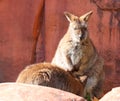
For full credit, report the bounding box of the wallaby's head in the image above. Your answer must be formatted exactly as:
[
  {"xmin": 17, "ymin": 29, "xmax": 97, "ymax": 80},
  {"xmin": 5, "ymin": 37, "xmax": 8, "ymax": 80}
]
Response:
[{"xmin": 64, "ymin": 11, "xmax": 93, "ymax": 42}]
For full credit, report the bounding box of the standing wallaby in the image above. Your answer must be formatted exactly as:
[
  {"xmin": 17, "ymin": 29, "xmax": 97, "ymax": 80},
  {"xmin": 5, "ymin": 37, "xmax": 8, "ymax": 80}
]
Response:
[
  {"xmin": 52, "ymin": 11, "xmax": 105, "ymax": 98},
  {"xmin": 16, "ymin": 62, "xmax": 85, "ymax": 96}
]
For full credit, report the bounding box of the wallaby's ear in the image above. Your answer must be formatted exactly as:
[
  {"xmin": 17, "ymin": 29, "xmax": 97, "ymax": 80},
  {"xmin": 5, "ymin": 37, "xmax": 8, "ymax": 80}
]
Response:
[
  {"xmin": 80, "ymin": 11, "xmax": 93, "ymax": 22},
  {"xmin": 64, "ymin": 11, "xmax": 77, "ymax": 22}
]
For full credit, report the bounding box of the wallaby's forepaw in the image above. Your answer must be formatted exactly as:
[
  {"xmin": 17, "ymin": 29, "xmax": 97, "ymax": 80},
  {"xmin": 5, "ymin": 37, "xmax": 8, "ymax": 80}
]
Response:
[{"xmin": 79, "ymin": 75, "xmax": 88, "ymax": 83}]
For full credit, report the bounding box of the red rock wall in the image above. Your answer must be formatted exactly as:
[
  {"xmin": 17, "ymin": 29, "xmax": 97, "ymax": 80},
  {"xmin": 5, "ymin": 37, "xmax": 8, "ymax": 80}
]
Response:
[
  {"xmin": 0, "ymin": 0, "xmax": 40, "ymax": 81},
  {"xmin": 0, "ymin": 0, "xmax": 120, "ymax": 93}
]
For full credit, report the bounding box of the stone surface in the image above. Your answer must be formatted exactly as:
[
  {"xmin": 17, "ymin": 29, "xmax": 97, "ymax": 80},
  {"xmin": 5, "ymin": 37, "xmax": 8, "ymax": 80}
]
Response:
[
  {"xmin": 100, "ymin": 87, "xmax": 120, "ymax": 101},
  {"xmin": 0, "ymin": 83, "xmax": 86, "ymax": 101}
]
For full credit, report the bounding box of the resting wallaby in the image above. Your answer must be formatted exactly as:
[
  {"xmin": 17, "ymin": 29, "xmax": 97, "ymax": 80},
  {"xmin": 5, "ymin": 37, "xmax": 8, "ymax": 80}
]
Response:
[
  {"xmin": 52, "ymin": 11, "xmax": 105, "ymax": 98},
  {"xmin": 16, "ymin": 62, "xmax": 85, "ymax": 96}
]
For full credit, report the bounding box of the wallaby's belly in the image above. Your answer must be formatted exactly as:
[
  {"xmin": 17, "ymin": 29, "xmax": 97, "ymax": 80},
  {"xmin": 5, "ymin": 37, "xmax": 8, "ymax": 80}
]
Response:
[{"xmin": 69, "ymin": 45, "xmax": 83, "ymax": 66}]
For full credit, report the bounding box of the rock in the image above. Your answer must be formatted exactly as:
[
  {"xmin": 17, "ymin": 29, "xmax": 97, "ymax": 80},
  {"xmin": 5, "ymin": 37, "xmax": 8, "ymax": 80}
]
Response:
[
  {"xmin": 0, "ymin": 83, "xmax": 86, "ymax": 101},
  {"xmin": 100, "ymin": 87, "xmax": 120, "ymax": 101}
]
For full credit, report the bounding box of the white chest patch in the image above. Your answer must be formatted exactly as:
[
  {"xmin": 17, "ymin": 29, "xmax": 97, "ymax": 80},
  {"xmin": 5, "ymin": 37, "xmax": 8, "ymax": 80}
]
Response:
[{"xmin": 69, "ymin": 42, "xmax": 83, "ymax": 66}]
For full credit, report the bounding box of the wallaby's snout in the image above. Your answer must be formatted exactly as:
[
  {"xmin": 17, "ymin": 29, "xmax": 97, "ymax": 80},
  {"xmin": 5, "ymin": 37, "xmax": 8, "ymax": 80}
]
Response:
[{"xmin": 79, "ymin": 34, "xmax": 85, "ymax": 40}]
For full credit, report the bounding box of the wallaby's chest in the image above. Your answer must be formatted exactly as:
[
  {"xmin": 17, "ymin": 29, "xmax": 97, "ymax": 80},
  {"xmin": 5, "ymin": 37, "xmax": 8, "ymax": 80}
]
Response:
[{"xmin": 68, "ymin": 42, "xmax": 83, "ymax": 65}]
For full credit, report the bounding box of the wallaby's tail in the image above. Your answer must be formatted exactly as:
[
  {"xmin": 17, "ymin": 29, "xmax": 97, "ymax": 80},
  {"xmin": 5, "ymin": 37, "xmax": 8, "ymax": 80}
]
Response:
[{"xmin": 31, "ymin": 0, "xmax": 45, "ymax": 63}]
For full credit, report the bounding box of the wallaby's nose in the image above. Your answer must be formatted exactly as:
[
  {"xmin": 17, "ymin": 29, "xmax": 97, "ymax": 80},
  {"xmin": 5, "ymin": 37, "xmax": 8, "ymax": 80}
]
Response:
[
  {"xmin": 79, "ymin": 34, "xmax": 85, "ymax": 40},
  {"xmin": 79, "ymin": 34, "xmax": 83, "ymax": 40},
  {"xmin": 79, "ymin": 34, "xmax": 82, "ymax": 39}
]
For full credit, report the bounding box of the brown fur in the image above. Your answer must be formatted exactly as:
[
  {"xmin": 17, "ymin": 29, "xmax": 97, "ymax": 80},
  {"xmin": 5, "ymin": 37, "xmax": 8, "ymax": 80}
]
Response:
[
  {"xmin": 16, "ymin": 62, "xmax": 84, "ymax": 96},
  {"xmin": 52, "ymin": 11, "xmax": 105, "ymax": 98}
]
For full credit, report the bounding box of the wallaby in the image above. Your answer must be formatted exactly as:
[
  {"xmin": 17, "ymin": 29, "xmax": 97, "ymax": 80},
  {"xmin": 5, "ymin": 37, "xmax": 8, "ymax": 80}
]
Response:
[
  {"xmin": 16, "ymin": 62, "xmax": 85, "ymax": 96},
  {"xmin": 52, "ymin": 11, "xmax": 105, "ymax": 98}
]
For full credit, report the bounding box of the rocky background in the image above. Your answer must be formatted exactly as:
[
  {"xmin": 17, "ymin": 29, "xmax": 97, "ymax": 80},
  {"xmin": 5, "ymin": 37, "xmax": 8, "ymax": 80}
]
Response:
[{"xmin": 0, "ymin": 0, "xmax": 120, "ymax": 94}]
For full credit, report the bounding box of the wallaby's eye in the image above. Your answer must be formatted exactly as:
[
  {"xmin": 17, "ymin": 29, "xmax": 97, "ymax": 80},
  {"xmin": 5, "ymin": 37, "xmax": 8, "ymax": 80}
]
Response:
[
  {"xmin": 81, "ymin": 27, "xmax": 87, "ymax": 33},
  {"xmin": 81, "ymin": 27, "xmax": 87, "ymax": 34},
  {"xmin": 74, "ymin": 27, "xmax": 79, "ymax": 30},
  {"xmin": 80, "ymin": 27, "xmax": 87, "ymax": 40},
  {"xmin": 73, "ymin": 25, "xmax": 80, "ymax": 30},
  {"xmin": 81, "ymin": 27, "xmax": 87, "ymax": 31}
]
